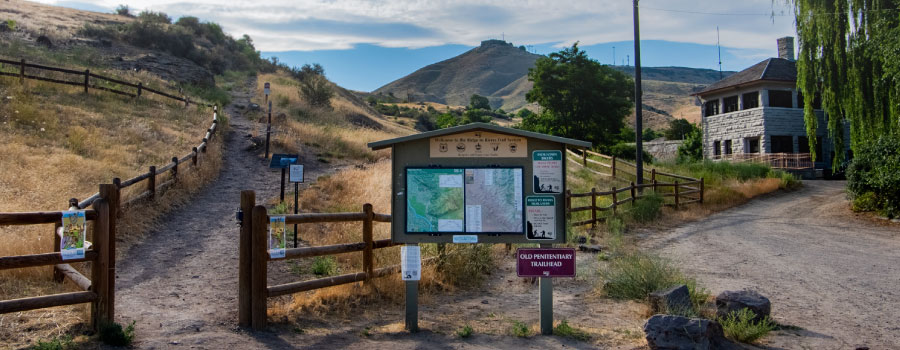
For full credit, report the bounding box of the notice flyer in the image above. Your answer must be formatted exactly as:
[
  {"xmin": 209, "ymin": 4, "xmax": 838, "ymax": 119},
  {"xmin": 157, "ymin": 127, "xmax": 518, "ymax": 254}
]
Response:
[
  {"xmin": 526, "ymin": 196, "xmax": 556, "ymax": 240},
  {"xmin": 532, "ymin": 150, "xmax": 562, "ymax": 193},
  {"xmin": 60, "ymin": 210, "xmax": 86, "ymax": 260},
  {"xmin": 268, "ymin": 216, "xmax": 286, "ymax": 259},
  {"xmin": 401, "ymin": 245, "xmax": 421, "ymax": 281}
]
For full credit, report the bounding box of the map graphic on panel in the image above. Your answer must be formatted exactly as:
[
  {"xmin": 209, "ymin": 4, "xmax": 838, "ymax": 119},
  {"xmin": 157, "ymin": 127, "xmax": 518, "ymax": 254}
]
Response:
[
  {"xmin": 464, "ymin": 168, "xmax": 523, "ymax": 233},
  {"xmin": 406, "ymin": 168, "xmax": 464, "ymax": 232}
]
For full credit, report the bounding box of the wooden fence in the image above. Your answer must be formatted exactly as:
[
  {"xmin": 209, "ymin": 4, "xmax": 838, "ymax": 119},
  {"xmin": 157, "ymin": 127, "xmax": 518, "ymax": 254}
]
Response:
[
  {"xmin": 565, "ymin": 148, "xmax": 704, "ymax": 227},
  {"xmin": 0, "ymin": 106, "xmax": 221, "ymax": 328},
  {"xmin": 0, "ymin": 57, "xmax": 212, "ymax": 107},
  {"xmin": 238, "ymin": 191, "xmax": 399, "ymax": 330}
]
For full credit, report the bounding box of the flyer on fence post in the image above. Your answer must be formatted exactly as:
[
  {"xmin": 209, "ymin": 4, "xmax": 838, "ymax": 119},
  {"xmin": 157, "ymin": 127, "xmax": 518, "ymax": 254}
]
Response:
[
  {"xmin": 60, "ymin": 210, "xmax": 86, "ymax": 260},
  {"xmin": 268, "ymin": 216, "xmax": 286, "ymax": 259}
]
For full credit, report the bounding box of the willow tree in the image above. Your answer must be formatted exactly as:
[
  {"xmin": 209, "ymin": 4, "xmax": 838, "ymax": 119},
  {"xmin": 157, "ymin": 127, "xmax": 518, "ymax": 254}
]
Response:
[{"xmin": 790, "ymin": 0, "xmax": 900, "ymax": 167}]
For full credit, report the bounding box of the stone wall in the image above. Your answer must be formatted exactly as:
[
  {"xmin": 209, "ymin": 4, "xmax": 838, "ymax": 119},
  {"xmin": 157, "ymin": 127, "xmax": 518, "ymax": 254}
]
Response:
[
  {"xmin": 703, "ymin": 108, "xmax": 766, "ymax": 156},
  {"xmin": 638, "ymin": 140, "xmax": 683, "ymax": 162}
]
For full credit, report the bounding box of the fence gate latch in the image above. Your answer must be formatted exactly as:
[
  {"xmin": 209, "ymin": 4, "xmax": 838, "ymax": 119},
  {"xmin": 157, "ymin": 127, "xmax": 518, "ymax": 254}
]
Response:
[{"xmin": 236, "ymin": 207, "xmax": 243, "ymax": 225}]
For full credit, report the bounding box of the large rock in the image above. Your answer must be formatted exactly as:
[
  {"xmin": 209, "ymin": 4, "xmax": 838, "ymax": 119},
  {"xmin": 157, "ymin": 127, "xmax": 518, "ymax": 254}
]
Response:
[
  {"xmin": 649, "ymin": 284, "xmax": 692, "ymax": 315},
  {"xmin": 715, "ymin": 290, "xmax": 771, "ymax": 322},
  {"xmin": 644, "ymin": 315, "xmax": 735, "ymax": 350}
]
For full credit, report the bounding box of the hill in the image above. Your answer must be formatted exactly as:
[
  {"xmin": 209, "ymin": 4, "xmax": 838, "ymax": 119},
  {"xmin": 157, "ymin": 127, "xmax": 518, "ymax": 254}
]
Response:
[{"xmin": 373, "ymin": 40, "xmax": 735, "ymax": 128}]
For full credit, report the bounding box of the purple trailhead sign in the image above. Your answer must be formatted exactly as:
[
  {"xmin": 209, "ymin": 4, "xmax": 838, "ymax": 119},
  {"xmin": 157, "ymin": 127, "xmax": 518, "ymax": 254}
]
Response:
[{"xmin": 516, "ymin": 248, "xmax": 576, "ymax": 277}]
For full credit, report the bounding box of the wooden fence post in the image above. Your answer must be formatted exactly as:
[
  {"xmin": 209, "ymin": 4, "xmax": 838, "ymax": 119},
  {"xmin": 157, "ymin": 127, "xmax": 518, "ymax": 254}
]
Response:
[
  {"xmin": 238, "ymin": 190, "xmax": 255, "ymax": 328},
  {"xmin": 201, "ymin": 138, "xmax": 208, "ymax": 153},
  {"xmin": 700, "ymin": 178, "xmax": 705, "ymax": 204},
  {"xmin": 565, "ymin": 190, "xmax": 572, "ymax": 220},
  {"xmin": 83, "ymin": 69, "xmax": 89, "ymax": 93},
  {"xmin": 192, "ymin": 147, "xmax": 199, "ymax": 167},
  {"xmin": 590, "ymin": 188, "xmax": 597, "ymax": 228},
  {"xmin": 19, "ymin": 58, "xmax": 26, "ymax": 84},
  {"xmin": 136, "ymin": 82, "xmax": 142, "ymax": 97},
  {"xmin": 171, "ymin": 157, "xmax": 179, "ymax": 183},
  {"xmin": 653, "ymin": 179, "xmax": 658, "ymax": 193},
  {"xmin": 90, "ymin": 198, "xmax": 110, "ymax": 330},
  {"xmin": 651, "ymin": 168, "xmax": 656, "ymax": 183},
  {"xmin": 611, "ymin": 156, "xmax": 617, "ymax": 178},
  {"xmin": 362, "ymin": 204, "xmax": 374, "ymax": 282},
  {"xmin": 251, "ymin": 205, "xmax": 268, "ymax": 330},
  {"xmin": 582, "ymin": 150, "xmax": 587, "ymax": 167},
  {"xmin": 148, "ymin": 166, "xmax": 156, "ymax": 201},
  {"xmin": 674, "ymin": 181, "xmax": 680, "ymax": 209},
  {"xmin": 630, "ymin": 182, "xmax": 636, "ymax": 204},
  {"xmin": 611, "ymin": 187, "xmax": 618, "ymax": 215},
  {"xmin": 98, "ymin": 184, "xmax": 118, "ymax": 323}
]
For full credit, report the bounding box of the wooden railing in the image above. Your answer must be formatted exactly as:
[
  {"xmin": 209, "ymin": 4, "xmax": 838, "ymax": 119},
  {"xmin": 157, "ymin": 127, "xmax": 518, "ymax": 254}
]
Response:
[
  {"xmin": 0, "ymin": 57, "xmax": 212, "ymax": 107},
  {"xmin": 238, "ymin": 191, "xmax": 399, "ymax": 330},
  {"xmin": 711, "ymin": 152, "xmax": 814, "ymax": 170},
  {"xmin": 0, "ymin": 185, "xmax": 117, "ymax": 330}
]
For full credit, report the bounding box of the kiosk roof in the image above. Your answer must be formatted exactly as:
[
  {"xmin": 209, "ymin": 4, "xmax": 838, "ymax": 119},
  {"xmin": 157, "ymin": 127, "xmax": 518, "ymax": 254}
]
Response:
[{"xmin": 368, "ymin": 123, "xmax": 592, "ymax": 151}]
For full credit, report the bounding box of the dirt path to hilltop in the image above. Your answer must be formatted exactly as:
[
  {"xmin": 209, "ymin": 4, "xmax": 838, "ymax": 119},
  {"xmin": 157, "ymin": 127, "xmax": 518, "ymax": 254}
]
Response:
[
  {"xmin": 113, "ymin": 76, "xmax": 339, "ymax": 348},
  {"xmin": 641, "ymin": 181, "xmax": 900, "ymax": 349}
]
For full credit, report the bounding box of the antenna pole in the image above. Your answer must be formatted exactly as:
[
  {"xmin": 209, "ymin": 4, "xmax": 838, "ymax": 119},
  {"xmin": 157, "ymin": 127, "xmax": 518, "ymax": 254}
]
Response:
[
  {"xmin": 633, "ymin": 0, "xmax": 644, "ymax": 186},
  {"xmin": 613, "ymin": 46, "xmax": 616, "ymax": 66},
  {"xmin": 717, "ymin": 26, "xmax": 723, "ymax": 79}
]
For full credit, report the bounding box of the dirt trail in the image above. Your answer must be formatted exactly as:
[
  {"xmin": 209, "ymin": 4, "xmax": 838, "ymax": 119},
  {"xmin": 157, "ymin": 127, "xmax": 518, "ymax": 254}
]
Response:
[
  {"xmin": 113, "ymin": 77, "xmax": 334, "ymax": 348},
  {"xmin": 641, "ymin": 180, "xmax": 900, "ymax": 349}
]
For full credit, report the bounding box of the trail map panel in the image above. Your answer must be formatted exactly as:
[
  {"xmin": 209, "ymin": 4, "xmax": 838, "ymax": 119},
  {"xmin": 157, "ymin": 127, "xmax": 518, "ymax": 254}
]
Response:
[
  {"xmin": 464, "ymin": 168, "xmax": 523, "ymax": 233},
  {"xmin": 406, "ymin": 168, "xmax": 464, "ymax": 232}
]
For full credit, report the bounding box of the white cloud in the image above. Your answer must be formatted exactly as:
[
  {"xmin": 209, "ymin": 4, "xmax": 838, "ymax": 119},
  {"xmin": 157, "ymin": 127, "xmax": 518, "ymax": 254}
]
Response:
[{"xmin": 43, "ymin": 0, "xmax": 797, "ymax": 52}]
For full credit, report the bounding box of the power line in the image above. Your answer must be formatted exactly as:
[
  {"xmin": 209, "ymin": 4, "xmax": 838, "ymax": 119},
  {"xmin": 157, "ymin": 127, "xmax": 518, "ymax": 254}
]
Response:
[{"xmin": 641, "ymin": 5, "xmax": 899, "ymax": 17}]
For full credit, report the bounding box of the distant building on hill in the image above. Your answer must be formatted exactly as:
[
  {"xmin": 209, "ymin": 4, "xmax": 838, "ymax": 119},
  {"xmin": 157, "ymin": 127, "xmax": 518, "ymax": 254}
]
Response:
[{"xmin": 693, "ymin": 37, "xmax": 850, "ymax": 174}]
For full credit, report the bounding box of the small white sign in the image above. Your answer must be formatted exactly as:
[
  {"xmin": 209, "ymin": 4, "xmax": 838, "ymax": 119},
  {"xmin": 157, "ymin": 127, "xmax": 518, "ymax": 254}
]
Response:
[
  {"xmin": 289, "ymin": 164, "xmax": 304, "ymax": 183},
  {"xmin": 452, "ymin": 235, "xmax": 478, "ymax": 243},
  {"xmin": 264, "ymin": 82, "xmax": 271, "ymax": 96},
  {"xmin": 401, "ymin": 245, "xmax": 421, "ymax": 281}
]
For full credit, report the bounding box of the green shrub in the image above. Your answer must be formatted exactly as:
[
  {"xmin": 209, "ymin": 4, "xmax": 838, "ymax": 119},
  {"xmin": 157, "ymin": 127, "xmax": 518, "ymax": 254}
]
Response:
[
  {"xmin": 602, "ymin": 251, "xmax": 706, "ymax": 315},
  {"xmin": 99, "ymin": 321, "xmax": 136, "ymax": 346},
  {"xmin": 773, "ymin": 170, "xmax": 802, "ymax": 190},
  {"xmin": 311, "ymin": 256, "xmax": 337, "ymax": 276},
  {"xmin": 298, "ymin": 74, "xmax": 334, "ymax": 107},
  {"xmin": 847, "ymin": 135, "xmax": 900, "ymax": 218},
  {"xmin": 719, "ymin": 308, "xmax": 776, "ymax": 343},
  {"xmin": 676, "ymin": 128, "xmax": 702, "ymax": 163},
  {"xmin": 669, "ymin": 160, "xmax": 771, "ymax": 184},
  {"xmin": 604, "ymin": 143, "xmax": 654, "ymax": 163},
  {"xmin": 510, "ymin": 320, "xmax": 531, "ymax": 337},
  {"xmin": 5, "ymin": 19, "xmax": 15, "ymax": 31},
  {"xmin": 553, "ymin": 320, "xmax": 591, "ymax": 341},
  {"xmin": 181, "ymin": 84, "xmax": 231, "ymax": 107},
  {"xmin": 33, "ymin": 336, "xmax": 75, "ymax": 350},
  {"xmin": 436, "ymin": 244, "xmax": 494, "ymax": 287},
  {"xmin": 851, "ymin": 192, "xmax": 879, "ymax": 212},
  {"xmin": 457, "ymin": 324, "xmax": 474, "ymax": 338},
  {"xmin": 630, "ymin": 191, "xmax": 663, "ymax": 223}
]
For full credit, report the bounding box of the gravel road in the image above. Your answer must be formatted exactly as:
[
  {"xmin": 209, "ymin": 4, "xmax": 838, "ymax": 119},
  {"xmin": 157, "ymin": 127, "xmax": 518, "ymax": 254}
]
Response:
[{"xmin": 641, "ymin": 180, "xmax": 900, "ymax": 349}]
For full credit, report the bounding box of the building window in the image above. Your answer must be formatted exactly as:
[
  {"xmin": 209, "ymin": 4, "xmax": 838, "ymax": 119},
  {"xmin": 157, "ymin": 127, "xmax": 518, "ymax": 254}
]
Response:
[
  {"xmin": 747, "ymin": 137, "xmax": 760, "ymax": 153},
  {"xmin": 704, "ymin": 100, "xmax": 719, "ymax": 116},
  {"xmin": 769, "ymin": 90, "xmax": 793, "ymax": 108},
  {"xmin": 742, "ymin": 91, "xmax": 759, "ymax": 109},
  {"xmin": 723, "ymin": 96, "xmax": 739, "ymax": 113},
  {"xmin": 771, "ymin": 135, "xmax": 794, "ymax": 153},
  {"xmin": 713, "ymin": 140, "xmax": 721, "ymax": 156},
  {"xmin": 798, "ymin": 136, "xmax": 824, "ymax": 162},
  {"xmin": 724, "ymin": 140, "xmax": 733, "ymax": 154}
]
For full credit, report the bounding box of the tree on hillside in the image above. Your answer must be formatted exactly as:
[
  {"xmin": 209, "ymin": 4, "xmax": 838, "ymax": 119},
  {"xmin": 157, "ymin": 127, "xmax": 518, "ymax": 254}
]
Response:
[
  {"xmin": 299, "ymin": 74, "xmax": 333, "ymax": 108},
  {"xmin": 469, "ymin": 94, "xmax": 491, "ymax": 110},
  {"xmin": 790, "ymin": 0, "xmax": 899, "ymax": 167},
  {"xmin": 664, "ymin": 118, "xmax": 697, "ymax": 140},
  {"xmin": 522, "ymin": 43, "xmax": 634, "ymax": 148}
]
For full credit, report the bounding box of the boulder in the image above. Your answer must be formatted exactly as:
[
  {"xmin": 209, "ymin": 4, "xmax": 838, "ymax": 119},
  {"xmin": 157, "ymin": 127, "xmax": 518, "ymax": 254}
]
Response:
[
  {"xmin": 644, "ymin": 315, "xmax": 735, "ymax": 350},
  {"xmin": 715, "ymin": 290, "xmax": 771, "ymax": 322},
  {"xmin": 649, "ymin": 284, "xmax": 692, "ymax": 315}
]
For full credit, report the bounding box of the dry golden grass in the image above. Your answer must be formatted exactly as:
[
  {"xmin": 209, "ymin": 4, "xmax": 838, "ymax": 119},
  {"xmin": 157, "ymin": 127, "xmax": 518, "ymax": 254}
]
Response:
[{"xmin": 0, "ymin": 0, "xmax": 130, "ymax": 41}]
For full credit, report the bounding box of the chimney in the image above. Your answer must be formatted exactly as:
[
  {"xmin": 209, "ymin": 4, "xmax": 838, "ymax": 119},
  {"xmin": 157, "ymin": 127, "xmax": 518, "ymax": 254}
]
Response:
[{"xmin": 777, "ymin": 36, "xmax": 795, "ymax": 61}]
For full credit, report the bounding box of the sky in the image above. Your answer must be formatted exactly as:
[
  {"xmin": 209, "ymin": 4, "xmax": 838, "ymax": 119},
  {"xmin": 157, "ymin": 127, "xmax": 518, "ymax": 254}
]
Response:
[{"xmin": 41, "ymin": 0, "xmax": 799, "ymax": 92}]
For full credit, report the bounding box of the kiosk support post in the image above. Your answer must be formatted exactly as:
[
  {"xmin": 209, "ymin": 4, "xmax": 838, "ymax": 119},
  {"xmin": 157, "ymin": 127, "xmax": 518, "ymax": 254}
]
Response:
[
  {"xmin": 539, "ymin": 243, "xmax": 553, "ymax": 335},
  {"xmin": 405, "ymin": 243, "xmax": 419, "ymax": 333},
  {"xmin": 294, "ymin": 182, "xmax": 299, "ymax": 248}
]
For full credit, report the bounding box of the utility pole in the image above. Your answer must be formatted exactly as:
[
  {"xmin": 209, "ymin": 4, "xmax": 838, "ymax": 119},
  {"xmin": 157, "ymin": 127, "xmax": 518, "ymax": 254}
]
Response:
[
  {"xmin": 717, "ymin": 26, "xmax": 724, "ymax": 80},
  {"xmin": 633, "ymin": 0, "xmax": 644, "ymax": 186},
  {"xmin": 613, "ymin": 46, "xmax": 616, "ymax": 66}
]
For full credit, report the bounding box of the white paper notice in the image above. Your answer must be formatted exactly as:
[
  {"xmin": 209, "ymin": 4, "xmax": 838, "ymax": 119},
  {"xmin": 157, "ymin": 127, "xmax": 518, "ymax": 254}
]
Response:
[
  {"xmin": 437, "ymin": 219, "xmax": 463, "ymax": 232},
  {"xmin": 465, "ymin": 205, "xmax": 483, "ymax": 232},
  {"xmin": 439, "ymin": 174, "xmax": 463, "ymax": 188},
  {"xmin": 401, "ymin": 246, "xmax": 421, "ymax": 281}
]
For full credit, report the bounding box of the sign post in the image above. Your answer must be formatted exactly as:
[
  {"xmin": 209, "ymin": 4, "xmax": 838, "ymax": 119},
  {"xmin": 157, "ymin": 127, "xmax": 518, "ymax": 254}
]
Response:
[
  {"xmin": 516, "ymin": 246, "xmax": 577, "ymax": 335},
  {"xmin": 289, "ymin": 164, "xmax": 304, "ymax": 247},
  {"xmin": 269, "ymin": 154, "xmax": 298, "ymax": 204}
]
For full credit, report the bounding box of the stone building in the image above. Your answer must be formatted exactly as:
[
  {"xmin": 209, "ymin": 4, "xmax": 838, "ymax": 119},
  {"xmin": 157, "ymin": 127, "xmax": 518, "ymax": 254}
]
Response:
[{"xmin": 694, "ymin": 37, "xmax": 850, "ymax": 170}]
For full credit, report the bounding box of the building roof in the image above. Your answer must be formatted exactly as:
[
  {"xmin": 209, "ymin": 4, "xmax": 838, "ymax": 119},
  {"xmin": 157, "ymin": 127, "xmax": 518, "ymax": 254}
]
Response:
[
  {"xmin": 694, "ymin": 58, "xmax": 796, "ymax": 96},
  {"xmin": 368, "ymin": 122, "xmax": 592, "ymax": 150}
]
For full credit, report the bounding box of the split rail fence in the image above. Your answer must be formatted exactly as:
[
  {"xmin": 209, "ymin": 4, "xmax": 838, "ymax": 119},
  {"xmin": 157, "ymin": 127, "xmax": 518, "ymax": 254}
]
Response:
[
  {"xmin": 238, "ymin": 191, "xmax": 399, "ymax": 330},
  {"xmin": 711, "ymin": 152, "xmax": 814, "ymax": 170},
  {"xmin": 0, "ymin": 106, "xmax": 221, "ymax": 329},
  {"xmin": 565, "ymin": 148, "xmax": 704, "ymax": 228},
  {"xmin": 0, "ymin": 57, "xmax": 212, "ymax": 107}
]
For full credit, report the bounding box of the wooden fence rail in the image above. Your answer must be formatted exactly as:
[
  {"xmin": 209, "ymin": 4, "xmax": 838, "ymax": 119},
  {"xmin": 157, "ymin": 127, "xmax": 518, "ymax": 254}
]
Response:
[
  {"xmin": 0, "ymin": 57, "xmax": 212, "ymax": 107},
  {"xmin": 238, "ymin": 192, "xmax": 399, "ymax": 330}
]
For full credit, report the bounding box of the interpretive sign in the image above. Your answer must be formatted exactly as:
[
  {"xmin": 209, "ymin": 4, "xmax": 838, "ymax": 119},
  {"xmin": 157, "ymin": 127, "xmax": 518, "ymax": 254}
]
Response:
[
  {"xmin": 401, "ymin": 245, "xmax": 421, "ymax": 281},
  {"xmin": 60, "ymin": 211, "xmax": 86, "ymax": 260},
  {"xmin": 269, "ymin": 153, "xmax": 298, "ymax": 169},
  {"xmin": 532, "ymin": 150, "xmax": 562, "ymax": 193},
  {"xmin": 268, "ymin": 216, "xmax": 286, "ymax": 259},
  {"xmin": 289, "ymin": 164, "xmax": 304, "ymax": 183},
  {"xmin": 406, "ymin": 167, "xmax": 523, "ymax": 234},
  {"xmin": 429, "ymin": 131, "xmax": 527, "ymax": 158},
  {"xmin": 516, "ymin": 248, "xmax": 576, "ymax": 277},
  {"xmin": 526, "ymin": 196, "xmax": 556, "ymax": 240}
]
